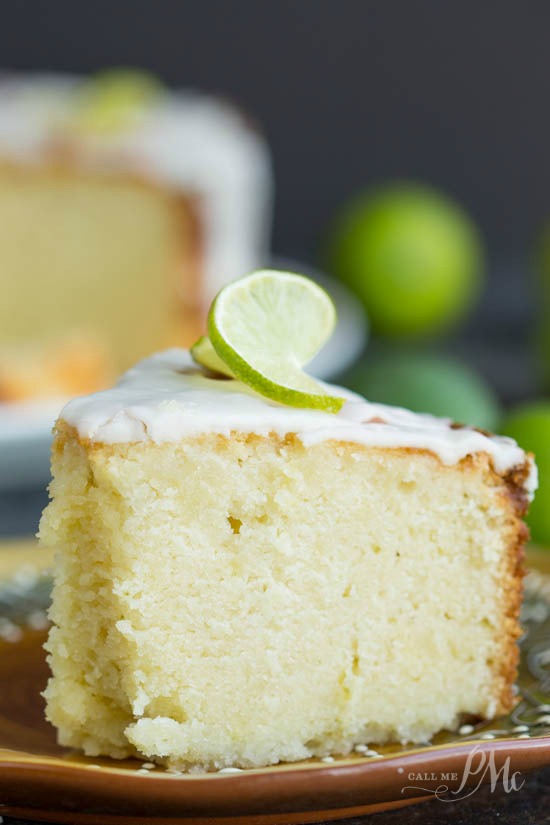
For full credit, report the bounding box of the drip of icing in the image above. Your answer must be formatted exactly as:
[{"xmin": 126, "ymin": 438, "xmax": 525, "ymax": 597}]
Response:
[{"xmin": 60, "ymin": 349, "xmax": 537, "ymax": 497}]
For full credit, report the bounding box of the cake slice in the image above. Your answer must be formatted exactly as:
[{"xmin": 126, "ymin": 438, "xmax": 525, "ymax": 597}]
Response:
[
  {"xmin": 40, "ymin": 349, "xmax": 536, "ymax": 770},
  {"xmin": 0, "ymin": 72, "xmax": 271, "ymax": 399}
]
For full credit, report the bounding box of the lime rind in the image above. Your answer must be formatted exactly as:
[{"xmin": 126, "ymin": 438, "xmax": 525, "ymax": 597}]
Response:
[
  {"xmin": 69, "ymin": 68, "xmax": 162, "ymax": 135},
  {"xmin": 190, "ymin": 336, "xmax": 234, "ymax": 377},
  {"xmin": 207, "ymin": 270, "xmax": 345, "ymax": 413}
]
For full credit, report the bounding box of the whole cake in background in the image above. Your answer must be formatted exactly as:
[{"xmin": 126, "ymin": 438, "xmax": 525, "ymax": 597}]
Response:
[
  {"xmin": 40, "ymin": 271, "xmax": 537, "ymax": 772},
  {"xmin": 0, "ymin": 70, "xmax": 272, "ymax": 401}
]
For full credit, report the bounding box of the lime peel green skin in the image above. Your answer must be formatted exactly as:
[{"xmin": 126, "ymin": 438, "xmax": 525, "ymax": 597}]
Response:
[
  {"xmin": 69, "ymin": 68, "xmax": 163, "ymax": 135},
  {"xmin": 209, "ymin": 319, "xmax": 344, "ymax": 413},
  {"xmin": 343, "ymin": 352, "xmax": 500, "ymax": 432},
  {"xmin": 207, "ymin": 275, "xmax": 345, "ymax": 414},
  {"xmin": 190, "ymin": 336, "xmax": 235, "ymax": 377},
  {"xmin": 328, "ymin": 182, "xmax": 485, "ymax": 338}
]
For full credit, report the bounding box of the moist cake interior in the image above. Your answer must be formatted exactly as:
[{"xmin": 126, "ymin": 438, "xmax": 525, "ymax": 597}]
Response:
[
  {"xmin": 0, "ymin": 163, "xmax": 199, "ymax": 382},
  {"xmin": 39, "ymin": 350, "xmax": 535, "ymax": 770}
]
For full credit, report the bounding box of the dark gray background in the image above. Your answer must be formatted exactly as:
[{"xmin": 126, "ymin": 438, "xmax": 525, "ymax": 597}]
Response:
[{"xmin": 0, "ymin": 0, "xmax": 548, "ymax": 263}]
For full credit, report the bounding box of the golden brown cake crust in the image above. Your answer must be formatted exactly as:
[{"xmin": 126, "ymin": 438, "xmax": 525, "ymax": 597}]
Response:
[{"xmin": 492, "ymin": 460, "xmax": 533, "ymax": 715}]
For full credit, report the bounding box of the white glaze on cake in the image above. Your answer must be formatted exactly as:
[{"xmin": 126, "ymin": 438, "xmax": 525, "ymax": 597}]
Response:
[
  {"xmin": 0, "ymin": 73, "xmax": 272, "ymax": 299},
  {"xmin": 60, "ymin": 349, "xmax": 537, "ymax": 496}
]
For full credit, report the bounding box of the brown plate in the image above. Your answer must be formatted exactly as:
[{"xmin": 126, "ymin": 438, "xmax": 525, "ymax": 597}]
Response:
[{"xmin": 1, "ymin": 543, "xmax": 550, "ymax": 825}]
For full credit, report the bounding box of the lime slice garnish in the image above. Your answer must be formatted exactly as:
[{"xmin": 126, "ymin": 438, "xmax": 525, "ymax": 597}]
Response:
[
  {"xmin": 190, "ymin": 336, "xmax": 234, "ymax": 377},
  {"xmin": 207, "ymin": 270, "xmax": 344, "ymax": 413},
  {"xmin": 69, "ymin": 68, "xmax": 162, "ymax": 135}
]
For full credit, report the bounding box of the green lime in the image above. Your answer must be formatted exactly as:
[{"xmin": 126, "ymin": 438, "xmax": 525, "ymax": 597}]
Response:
[
  {"xmin": 502, "ymin": 403, "xmax": 550, "ymax": 546},
  {"xmin": 207, "ymin": 270, "xmax": 344, "ymax": 412},
  {"xmin": 327, "ymin": 182, "xmax": 485, "ymax": 337},
  {"xmin": 69, "ymin": 68, "xmax": 162, "ymax": 135},
  {"xmin": 342, "ymin": 351, "xmax": 500, "ymax": 431},
  {"xmin": 191, "ymin": 336, "xmax": 234, "ymax": 377}
]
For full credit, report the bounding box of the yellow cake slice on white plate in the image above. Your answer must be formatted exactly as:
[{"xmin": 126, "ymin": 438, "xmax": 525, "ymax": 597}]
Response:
[{"xmin": 40, "ymin": 343, "xmax": 536, "ymax": 770}]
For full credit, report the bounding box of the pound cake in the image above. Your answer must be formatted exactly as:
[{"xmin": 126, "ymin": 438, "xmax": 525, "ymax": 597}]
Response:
[
  {"xmin": 0, "ymin": 71, "xmax": 271, "ymax": 399},
  {"xmin": 40, "ymin": 349, "xmax": 536, "ymax": 770}
]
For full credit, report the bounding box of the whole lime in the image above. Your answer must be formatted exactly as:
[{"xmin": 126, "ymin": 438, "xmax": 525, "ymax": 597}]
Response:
[
  {"xmin": 342, "ymin": 351, "xmax": 500, "ymax": 431},
  {"xmin": 327, "ymin": 183, "xmax": 485, "ymax": 337},
  {"xmin": 502, "ymin": 402, "xmax": 550, "ymax": 546}
]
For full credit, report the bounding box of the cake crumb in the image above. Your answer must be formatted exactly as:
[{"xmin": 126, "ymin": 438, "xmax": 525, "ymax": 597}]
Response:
[
  {"xmin": 321, "ymin": 756, "xmax": 334, "ymax": 763},
  {"xmin": 536, "ymin": 714, "xmax": 550, "ymax": 725},
  {"xmin": 26, "ymin": 610, "xmax": 50, "ymax": 630},
  {"xmin": 512, "ymin": 724, "xmax": 529, "ymax": 733},
  {"xmin": 354, "ymin": 744, "xmax": 368, "ymax": 753},
  {"xmin": 458, "ymin": 724, "xmax": 475, "ymax": 735},
  {"xmin": 12, "ymin": 565, "xmax": 39, "ymax": 589},
  {"xmin": 217, "ymin": 767, "xmax": 243, "ymax": 774},
  {"xmin": 0, "ymin": 620, "xmax": 23, "ymax": 643},
  {"xmin": 479, "ymin": 733, "xmax": 495, "ymax": 740}
]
